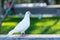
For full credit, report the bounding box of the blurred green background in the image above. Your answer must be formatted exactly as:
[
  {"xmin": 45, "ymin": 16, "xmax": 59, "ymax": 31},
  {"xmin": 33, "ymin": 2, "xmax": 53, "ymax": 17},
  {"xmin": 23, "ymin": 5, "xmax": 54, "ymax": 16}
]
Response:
[
  {"xmin": 0, "ymin": 0, "xmax": 60, "ymax": 34},
  {"xmin": 0, "ymin": 16, "xmax": 60, "ymax": 34}
]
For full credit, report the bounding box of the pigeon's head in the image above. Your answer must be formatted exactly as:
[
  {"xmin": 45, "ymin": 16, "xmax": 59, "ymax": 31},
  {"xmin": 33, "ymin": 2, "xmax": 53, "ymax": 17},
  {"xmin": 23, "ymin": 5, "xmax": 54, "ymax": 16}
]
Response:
[{"xmin": 25, "ymin": 11, "xmax": 31, "ymax": 16}]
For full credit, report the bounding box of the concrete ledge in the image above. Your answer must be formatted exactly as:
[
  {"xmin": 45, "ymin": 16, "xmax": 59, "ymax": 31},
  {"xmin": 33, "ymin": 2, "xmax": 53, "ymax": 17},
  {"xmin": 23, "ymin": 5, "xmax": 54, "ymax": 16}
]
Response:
[
  {"xmin": 0, "ymin": 35, "xmax": 60, "ymax": 40},
  {"xmin": 0, "ymin": 34, "xmax": 60, "ymax": 38}
]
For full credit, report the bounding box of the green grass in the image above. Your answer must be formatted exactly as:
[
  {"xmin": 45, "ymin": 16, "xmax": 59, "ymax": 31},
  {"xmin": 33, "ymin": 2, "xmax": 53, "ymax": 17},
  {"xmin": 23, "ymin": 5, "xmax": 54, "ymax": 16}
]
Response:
[{"xmin": 0, "ymin": 16, "xmax": 60, "ymax": 34}]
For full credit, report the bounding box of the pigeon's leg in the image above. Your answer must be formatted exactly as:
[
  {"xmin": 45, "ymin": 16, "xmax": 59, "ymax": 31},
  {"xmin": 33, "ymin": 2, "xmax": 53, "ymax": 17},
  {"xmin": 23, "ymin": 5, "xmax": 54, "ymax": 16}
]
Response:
[
  {"xmin": 22, "ymin": 32, "xmax": 25, "ymax": 35},
  {"xmin": 20, "ymin": 32, "xmax": 26, "ymax": 36}
]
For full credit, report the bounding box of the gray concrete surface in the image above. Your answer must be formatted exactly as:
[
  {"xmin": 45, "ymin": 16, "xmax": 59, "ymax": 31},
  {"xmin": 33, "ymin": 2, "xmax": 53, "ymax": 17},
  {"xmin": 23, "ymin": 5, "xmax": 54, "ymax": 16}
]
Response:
[{"xmin": 0, "ymin": 35, "xmax": 60, "ymax": 40}]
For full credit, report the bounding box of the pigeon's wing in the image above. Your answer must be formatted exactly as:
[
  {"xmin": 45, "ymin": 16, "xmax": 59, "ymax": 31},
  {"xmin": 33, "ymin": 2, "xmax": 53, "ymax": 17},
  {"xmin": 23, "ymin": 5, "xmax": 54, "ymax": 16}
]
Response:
[{"xmin": 13, "ymin": 19, "xmax": 30, "ymax": 32}]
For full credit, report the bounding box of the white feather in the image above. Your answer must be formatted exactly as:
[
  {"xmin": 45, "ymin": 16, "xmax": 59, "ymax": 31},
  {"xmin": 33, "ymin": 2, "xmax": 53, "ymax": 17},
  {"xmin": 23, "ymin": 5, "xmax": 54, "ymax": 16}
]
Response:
[{"xmin": 8, "ymin": 11, "xmax": 31, "ymax": 35}]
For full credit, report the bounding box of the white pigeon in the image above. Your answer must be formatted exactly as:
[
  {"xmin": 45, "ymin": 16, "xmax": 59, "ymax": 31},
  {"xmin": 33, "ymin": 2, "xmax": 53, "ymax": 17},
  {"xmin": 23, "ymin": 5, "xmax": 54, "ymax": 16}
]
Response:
[{"xmin": 8, "ymin": 11, "xmax": 31, "ymax": 35}]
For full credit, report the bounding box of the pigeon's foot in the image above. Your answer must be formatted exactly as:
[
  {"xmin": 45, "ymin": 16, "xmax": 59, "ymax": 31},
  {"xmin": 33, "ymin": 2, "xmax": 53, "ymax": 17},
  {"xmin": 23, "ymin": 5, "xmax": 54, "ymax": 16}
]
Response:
[{"xmin": 20, "ymin": 33, "xmax": 26, "ymax": 37}]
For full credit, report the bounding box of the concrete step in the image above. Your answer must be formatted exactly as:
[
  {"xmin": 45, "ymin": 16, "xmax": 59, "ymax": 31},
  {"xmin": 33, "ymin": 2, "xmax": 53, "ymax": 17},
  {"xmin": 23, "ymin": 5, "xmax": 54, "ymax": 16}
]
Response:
[{"xmin": 0, "ymin": 34, "xmax": 60, "ymax": 40}]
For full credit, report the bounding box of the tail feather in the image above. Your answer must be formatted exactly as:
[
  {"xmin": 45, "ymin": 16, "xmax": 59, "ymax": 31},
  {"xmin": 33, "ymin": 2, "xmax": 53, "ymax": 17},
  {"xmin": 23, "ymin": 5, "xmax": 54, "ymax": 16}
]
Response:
[{"xmin": 8, "ymin": 30, "xmax": 14, "ymax": 35}]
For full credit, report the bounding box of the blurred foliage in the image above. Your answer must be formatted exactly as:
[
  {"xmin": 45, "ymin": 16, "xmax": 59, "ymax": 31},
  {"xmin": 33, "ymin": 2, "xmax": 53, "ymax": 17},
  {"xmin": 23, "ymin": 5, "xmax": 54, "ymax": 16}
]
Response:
[
  {"xmin": 1, "ymin": 0, "xmax": 5, "ymax": 7},
  {"xmin": 14, "ymin": 0, "xmax": 60, "ymax": 4},
  {"xmin": 0, "ymin": 16, "xmax": 60, "ymax": 34},
  {"xmin": 55, "ymin": 0, "xmax": 60, "ymax": 4}
]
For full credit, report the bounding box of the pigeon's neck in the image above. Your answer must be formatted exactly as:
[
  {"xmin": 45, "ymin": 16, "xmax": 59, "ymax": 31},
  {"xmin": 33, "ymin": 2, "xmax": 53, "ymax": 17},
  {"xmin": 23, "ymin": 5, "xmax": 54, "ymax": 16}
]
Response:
[{"xmin": 23, "ymin": 14, "xmax": 30, "ymax": 21}]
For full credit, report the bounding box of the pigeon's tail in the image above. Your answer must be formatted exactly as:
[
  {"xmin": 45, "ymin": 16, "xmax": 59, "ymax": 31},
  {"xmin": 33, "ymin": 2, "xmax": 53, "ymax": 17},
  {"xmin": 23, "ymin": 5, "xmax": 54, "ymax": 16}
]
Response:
[
  {"xmin": 8, "ymin": 30, "xmax": 14, "ymax": 36},
  {"xmin": 4, "ymin": 30, "xmax": 14, "ymax": 40}
]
